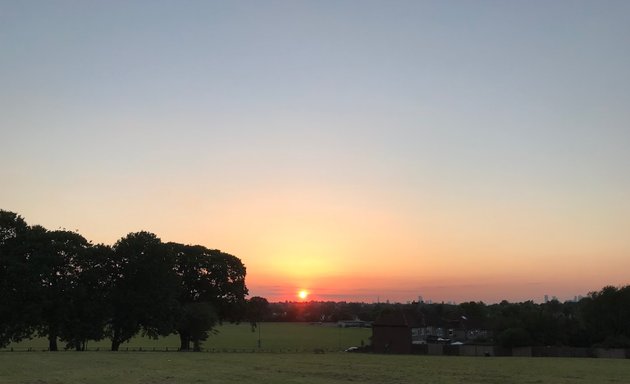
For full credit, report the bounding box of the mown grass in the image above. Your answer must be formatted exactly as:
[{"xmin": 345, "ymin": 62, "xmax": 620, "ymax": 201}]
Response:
[
  {"xmin": 3, "ymin": 323, "xmax": 629, "ymax": 383},
  {"xmin": 2, "ymin": 322, "xmax": 371, "ymax": 351},
  {"xmin": 1, "ymin": 352, "xmax": 629, "ymax": 384}
]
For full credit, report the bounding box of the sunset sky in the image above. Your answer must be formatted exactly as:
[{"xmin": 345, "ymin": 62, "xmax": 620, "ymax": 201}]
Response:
[{"xmin": 2, "ymin": 1, "xmax": 629, "ymax": 304}]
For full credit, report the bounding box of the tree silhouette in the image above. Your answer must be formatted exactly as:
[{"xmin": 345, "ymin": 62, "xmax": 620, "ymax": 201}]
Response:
[
  {"xmin": 170, "ymin": 243, "xmax": 248, "ymax": 351},
  {"xmin": 0, "ymin": 210, "xmax": 31, "ymax": 348},
  {"xmin": 33, "ymin": 229, "xmax": 91, "ymax": 351},
  {"xmin": 59, "ymin": 244, "xmax": 114, "ymax": 350},
  {"xmin": 107, "ymin": 232, "xmax": 179, "ymax": 351}
]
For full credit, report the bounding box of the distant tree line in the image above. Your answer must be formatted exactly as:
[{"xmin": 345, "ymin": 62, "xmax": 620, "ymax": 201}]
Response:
[
  {"xmin": 252, "ymin": 289, "xmax": 630, "ymax": 348},
  {"xmin": 425, "ymin": 291, "xmax": 630, "ymax": 348},
  {"xmin": 3, "ymin": 209, "xmax": 628, "ymax": 351},
  {"xmin": 0, "ymin": 210, "xmax": 248, "ymax": 351}
]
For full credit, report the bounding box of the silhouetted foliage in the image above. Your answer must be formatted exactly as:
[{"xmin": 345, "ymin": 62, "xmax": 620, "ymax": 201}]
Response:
[
  {"xmin": 59, "ymin": 244, "xmax": 114, "ymax": 350},
  {"xmin": 1, "ymin": 208, "xmax": 629, "ymax": 351},
  {"xmin": 107, "ymin": 232, "xmax": 180, "ymax": 351},
  {"xmin": 0, "ymin": 210, "xmax": 248, "ymax": 351},
  {"xmin": 0, "ymin": 210, "xmax": 32, "ymax": 348},
  {"xmin": 263, "ymin": 288, "xmax": 630, "ymax": 349},
  {"xmin": 177, "ymin": 302, "xmax": 218, "ymax": 351},
  {"xmin": 247, "ymin": 296, "xmax": 270, "ymax": 331},
  {"xmin": 580, "ymin": 285, "xmax": 630, "ymax": 348},
  {"xmin": 32, "ymin": 228, "xmax": 91, "ymax": 351},
  {"xmin": 169, "ymin": 242, "xmax": 248, "ymax": 351},
  {"xmin": 497, "ymin": 327, "xmax": 531, "ymax": 348}
]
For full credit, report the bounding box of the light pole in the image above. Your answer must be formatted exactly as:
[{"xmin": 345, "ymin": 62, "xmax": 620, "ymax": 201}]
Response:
[{"xmin": 258, "ymin": 322, "xmax": 262, "ymax": 348}]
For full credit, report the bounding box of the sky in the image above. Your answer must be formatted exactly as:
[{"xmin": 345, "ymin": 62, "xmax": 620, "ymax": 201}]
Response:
[{"xmin": 1, "ymin": 1, "xmax": 629, "ymax": 304}]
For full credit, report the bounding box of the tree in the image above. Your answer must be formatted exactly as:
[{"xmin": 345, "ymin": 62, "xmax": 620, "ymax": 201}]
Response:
[
  {"xmin": 29, "ymin": 228, "xmax": 91, "ymax": 351},
  {"xmin": 497, "ymin": 327, "xmax": 531, "ymax": 348},
  {"xmin": 581, "ymin": 285, "xmax": 630, "ymax": 347},
  {"xmin": 170, "ymin": 243, "xmax": 248, "ymax": 351},
  {"xmin": 458, "ymin": 301, "xmax": 488, "ymax": 330},
  {"xmin": 247, "ymin": 296, "xmax": 269, "ymax": 348},
  {"xmin": 202, "ymin": 249, "xmax": 248, "ymax": 322},
  {"xmin": 248, "ymin": 296, "xmax": 269, "ymax": 328},
  {"xmin": 0, "ymin": 210, "xmax": 31, "ymax": 347},
  {"xmin": 107, "ymin": 232, "xmax": 179, "ymax": 351},
  {"xmin": 58, "ymin": 244, "xmax": 114, "ymax": 351},
  {"xmin": 0, "ymin": 210, "xmax": 28, "ymax": 245},
  {"xmin": 178, "ymin": 302, "xmax": 218, "ymax": 351}
]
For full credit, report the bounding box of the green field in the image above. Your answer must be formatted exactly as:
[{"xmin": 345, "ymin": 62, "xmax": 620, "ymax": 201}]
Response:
[
  {"xmin": 2, "ymin": 322, "xmax": 371, "ymax": 352},
  {"xmin": 3, "ymin": 323, "xmax": 629, "ymax": 383},
  {"xmin": 1, "ymin": 352, "xmax": 630, "ymax": 384}
]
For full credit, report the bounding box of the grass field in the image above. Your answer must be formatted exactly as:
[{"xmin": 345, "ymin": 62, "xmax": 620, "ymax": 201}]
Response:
[
  {"xmin": 2, "ymin": 322, "xmax": 371, "ymax": 352},
  {"xmin": 3, "ymin": 323, "xmax": 629, "ymax": 383},
  {"xmin": 1, "ymin": 352, "xmax": 630, "ymax": 384}
]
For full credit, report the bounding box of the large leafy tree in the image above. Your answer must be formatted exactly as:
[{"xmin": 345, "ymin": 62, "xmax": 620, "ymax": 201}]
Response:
[
  {"xmin": 177, "ymin": 302, "xmax": 218, "ymax": 351},
  {"xmin": 0, "ymin": 221, "xmax": 91, "ymax": 351},
  {"xmin": 247, "ymin": 296, "xmax": 269, "ymax": 348},
  {"xmin": 59, "ymin": 244, "xmax": 114, "ymax": 350},
  {"xmin": 107, "ymin": 232, "xmax": 179, "ymax": 351},
  {"xmin": 0, "ymin": 210, "xmax": 31, "ymax": 347},
  {"xmin": 30, "ymin": 228, "xmax": 90, "ymax": 351},
  {"xmin": 170, "ymin": 243, "xmax": 248, "ymax": 351},
  {"xmin": 581, "ymin": 285, "xmax": 630, "ymax": 347},
  {"xmin": 200, "ymin": 249, "xmax": 248, "ymax": 321},
  {"xmin": 0, "ymin": 210, "xmax": 28, "ymax": 245},
  {"xmin": 247, "ymin": 296, "xmax": 270, "ymax": 329}
]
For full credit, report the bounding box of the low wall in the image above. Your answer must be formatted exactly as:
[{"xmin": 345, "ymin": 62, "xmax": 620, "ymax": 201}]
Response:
[
  {"xmin": 511, "ymin": 347, "xmax": 532, "ymax": 357},
  {"xmin": 592, "ymin": 348, "xmax": 627, "ymax": 359},
  {"xmin": 459, "ymin": 345, "xmax": 495, "ymax": 357},
  {"xmin": 530, "ymin": 347, "xmax": 588, "ymax": 358},
  {"xmin": 427, "ymin": 344, "xmax": 443, "ymax": 355},
  {"xmin": 409, "ymin": 345, "xmax": 629, "ymax": 359}
]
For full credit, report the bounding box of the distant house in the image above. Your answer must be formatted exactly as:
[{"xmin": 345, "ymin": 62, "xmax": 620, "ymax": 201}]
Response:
[
  {"xmin": 372, "ymin": 308, "xmax": 493, "ymax": 354},
  {"xmin": 420, "ymin": 316, "xmax": 491, "ymax": 344},
  {"xmin": 372, "ymin": 309, "xmax": 424, "ymax": 354}
]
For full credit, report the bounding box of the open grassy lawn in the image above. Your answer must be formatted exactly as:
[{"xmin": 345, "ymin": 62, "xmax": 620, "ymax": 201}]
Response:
[
  {"xmin": 3, "ymin": 323, "xmax": 629, "ymax": 383},
  {"xmin": 2, "ymin": 322, "xmax": 371, "ymax": 352},
  {"xmin": 1, "ymin": 352, "xmax": 629, "ymax": 384}
]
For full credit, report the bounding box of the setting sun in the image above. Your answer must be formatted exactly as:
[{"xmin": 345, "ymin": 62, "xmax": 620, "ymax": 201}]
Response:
[{"xmin": 298, "ymin": 290, "xmax": 309, "ymax": 300}]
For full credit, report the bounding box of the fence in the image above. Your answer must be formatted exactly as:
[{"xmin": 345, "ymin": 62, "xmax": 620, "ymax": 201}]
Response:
[
  {"xmin": 411, "ymin": 344, "xmax": 629, "ymax": 359},
  {"xmin": 3, "ymin": 345, "xmax": 629, "ymax": 358},
  {"xmin": 0, "ymin": 346, "xmax": 344, "ymax": 353}
]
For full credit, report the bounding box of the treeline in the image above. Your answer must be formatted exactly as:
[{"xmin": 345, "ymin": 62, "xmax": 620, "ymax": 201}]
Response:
[
  {"xmin": 3, "ymin": 209, "xmax": 628, "ymax": 351},
  {"xmin": 0, "ymin": 210, "xmax": 248, "ymax": 351},
  {"xmin": 421, "ymin": 291, "xmax": 630, "ymax": 348},
  {"xmin": 259, "ymin": 287, "xmax": 630, "ymax": 348}
]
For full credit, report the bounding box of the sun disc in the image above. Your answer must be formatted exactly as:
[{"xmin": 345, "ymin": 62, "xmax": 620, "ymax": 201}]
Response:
[{"xmin": 298, "ymin": 290, "xmax": 308, "ymax": 300}]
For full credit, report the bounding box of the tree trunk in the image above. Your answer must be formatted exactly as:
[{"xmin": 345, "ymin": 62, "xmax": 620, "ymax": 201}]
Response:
[
  {"xmin": 111, "ymin": 327, "xmax": 122, "ymax": 351},
  {"xmin": 48, "ymin": 334, "xmax": 58, "ymax": 351},
  {"xmin": 179, "ymin": 333, "xmax": 190, "ymax": 351},
  {"xmin": 75, "ymin": 340, "xmax": 86, "ymax": 351},
  {"xmin": 193, "ymin": 339, "xmax": 201, "ymax": 352}
]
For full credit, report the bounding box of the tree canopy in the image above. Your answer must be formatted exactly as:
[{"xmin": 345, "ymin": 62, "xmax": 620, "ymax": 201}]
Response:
[
  {"xmin": 2, "ymin": 208, "xmax": 629, "ymax": 351},
  {"xmin": 0, "ymin": 209, "xmax": 248, "ymax": 351}
]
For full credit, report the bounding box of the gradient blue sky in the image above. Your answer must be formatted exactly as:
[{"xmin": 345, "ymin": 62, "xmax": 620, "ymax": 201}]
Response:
[{"xmin": 2, "ymin": 1, "xmax": 629, "ymax": 303}]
